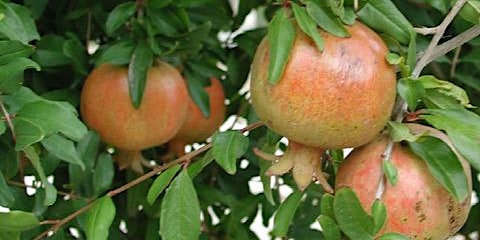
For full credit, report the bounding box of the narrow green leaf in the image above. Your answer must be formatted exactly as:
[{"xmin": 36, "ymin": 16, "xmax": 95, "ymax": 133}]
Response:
[
  {"xmin": 318, "ymin": 215, "xmax": 341, "ymax": 240},
  {"xmin": 408, "ymin": 136, "xmax": 469, "ymax": 201},
  {"xmin": 160, "ymin": 170, "xmax": 201, "ymax": 240},
  {"xmin": 334, "ymin": 187, "xmax": 375, "ymax": 240},
  {"xmin": 212, "ymin": 131, "xmax": 249, "ymax": 174},
  {"xmin": 106, "ymin": 2, "xmax": 136, "ymax": 36},
  {"xmin": 128, "ymin": 41, "xmax": 153, "ymax": 108},
  {"xmin": 184, "ymin": 70, "xmax": 210, "ymax": 118},
  {"xmin": 267, "ymin": 9, "xmax": 295, "ymax": 84},
  {"xmin": 92, "ymin": 153, "xmax": 114, "ymax": 196},
  {"xmin": 406, "ymin": 31, "xmax": 416, "ymax": 74},
  {"xmin": 371, "ymin": 200, "xmax": 387, "ymax": 234},
  {"xmin": 23, "ymin": 146, "xmax": 57, "ymax": 205},
  {"xmin": 0, "ymin": 57, "xmax": 40, "ymax": 94},
  {"xmin": 86, "ymin": 196, "xmax": 116, "ymax": 240},
  {"xmin": 320, "ymin": 193, "xmax": 335, "ymax": 219},
  {"xmin": 387, "ymin": 121, "xmax": 420, "ymax": 143},
  {"xmin": 0, "ymin": 170, "xmax": 14, "ymax": 207},
  {"xmin": 421, "ymin": 108, "xmax": 480, "ymax": 172},
  {"xmin": 188, "ymin": 150, "xmax": 214, "ymax": 178},
  {"xmin": 341, "ymin": 7, "xmax": 356, "ymax": 25},
  {"xmin": 0, "ymin": 2, "xmax": 40, "ymax": 43},
  {"xmin": 357, "ymin": 0, "xmax": 413, "ymax": 44},
  {"xmin": 378, "ymin": 232, "xmax": 410, "ymax": 240},
  {"xmin": 292, "ymin": 3, "xmax": 324, "ymax": 52},
  {"xmin": 397, "ymin": 77, "xmax": 425, "ymax": 111},
  {"xmin": 0, "ymin": 210, "xmax": 39, "ymax": 232},
  {"xmin": 383, "ymin": 161, "xmax": 398, "ymax": 186},
  {"xmin": 147, "ymin": 165, "xmax": 181, "ymax": 205},
  {"xmin": 306, "ymin": 1, "xmax": 350, "ymax": 38},
  {"xmin": 272, "ymin": 190, "xmax": 303, "ymax": 237},
  {"xmin": 418, "ymin": 75, "xmax": 472, "ymax": 108},
  {"xmin": 95, "ymin": 41, "xmax": 135, "ymax": 66},
  {"xmin": 41, "ymin": 134, "xmax": 85, "ymax": 170}
]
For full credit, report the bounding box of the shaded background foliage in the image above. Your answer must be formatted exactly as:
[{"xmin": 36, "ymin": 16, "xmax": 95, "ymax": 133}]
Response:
[{"xmin": 0, "ymin": 0, "xmax": 479, "ymax": 239}]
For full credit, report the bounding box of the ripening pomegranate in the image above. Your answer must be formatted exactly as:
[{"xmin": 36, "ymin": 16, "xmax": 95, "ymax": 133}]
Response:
[
  {"xmin": 250, "ymin": 21, "xmax": 396, "ymax": 190},
  {"xmin": 167, "ymin": 77, "xmax": 226, "ymax": 156},
  {"xmin": 80, "ymin": 61, "xmax": 189, "ymax": 172},
  {"xmin": 335, "ymin": 124, "xmax": 472, "ymax": 239}
]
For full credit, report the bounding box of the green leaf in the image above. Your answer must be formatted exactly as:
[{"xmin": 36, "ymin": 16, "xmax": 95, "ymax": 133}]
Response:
[
  {"xmin": 320, "ymin": 193, "xmax": 335, "ymax": 219},
  {"xmin": 147, "ymin": 165, "xmax": 181, "ymax": 205},
  {"xmin": 0, "ymin": 2, "xmax": 40, "ymax": 43},
  {"xmin": 357, "ymin": 0, "xmax": 413, "ymax": 44},
  {"xmin": 371, "ymin": 200, "xmax": 387, "ymax": 234},
  {"xmin": 184, "ymin": 70, "xmax": 210, "ymax": 118},
  {"xmin": 23, "ymin": 146, "xmax": 57, "ymax": 205},
  {"xmin": 408, "ymin": 136, "xmax": 469, "ymax": 201},
  {"xmin": 406, "ymin": 31, "xmax": 416, "ymax": 74},
  {"xmin": 385, "ymin": 52, "xmax": 403, "ymax": 65},
  {"xmin": 160, "ymin": 170, "xmax": 201, "ymax": 240},
  {"xmin": 147, "ymin": 0, "xmax": 172, "ymax": 9},
  {"xmin": 423, "ymin": 90, "xmax": 464, "ymax": 110},
  {"xmin": 0, "ymin": 231, "xmax": 19, "ymax": 240},
  {"xmin": 212, "ymin": 131, "xmax": 249, "ymax": 174},
  {"xmin": 318, "ymin": 215, "xmax": 341, "ymax": 240},
  {"xmin": 13, "ymin": 117, "xmax": 44, "ymax": 151},
  {"xmin": 418, "ymin": 75, "xmax": 472, "ymax": 108},
  {"xmin": 458, "ymin": 0, "xmax": 480, "ymax": 24},
  {"xmin": 387, "ymin": 121, "xmax": 420, "ymax": 142},
  {"xmin": 0, "ymin": 40, "xmax": 34, "ymax": 65},
  {"xmin": 63, "ymin": 36, "xmax": 88, "ymax": 75},
  {"xmin": 0, "ymin": 210, "xmax": 39, "ymax": 232},
  {"xmin": 92, "ymin": 153, "xmax": 114, "ymax": 196},
  {"xmin": 397, "ymin": 77, "xmax": 425, "ymax": 111},
  {"xmin": 0, "ymin": 57, "xmax": 40, "ymax": 94},
  {"xmin": 292, "ymin": 3, "xmax": 324, "ymax": 52},
  {"xmin": 341, "ymin": 7, "xmax": 356, "ymax": 25},
  {"xmin": 0, "ymin": 121, "xmax": 6, "ymax": 135},
  {"xmin": 0, "ymin": 170, "xmax": 14, "ymax": 207},
  {"xmin": 421, "ymin": 108, "xmax": 480, "ymax": 172},
  {"xmin": 95, "ymin": 41, "xmax": 135, "ymax": 66},
  {"xmin": 267, "ymin": 9, "xmax": 295, "ymax": 84},
  {"xmin": 383, "ymin": 161, "xmax": 398, "ymax": 186},
  {"xmin": 41, "ymin": 134, "xmax": 85, "ymax": 170},
  {"xmin": 128, "ymin": 41, "xmax": 153, "ymax": 108},
  {"xmin": 306, "ymin": 1, "xmax": 350, "ymax": 38},
  {"xmin": 86, "ymin": 196, "xmax": 116, "ymax": 240},
  {"xmin": 272, "ymin": 190, "xmax": 303, "ymax": 237},
  {"xmin": 188, "ymin": 150, "xmax": 214, "ymax": 178},
  {"xmin": 378, "ymin": 232, "xmax": 410, "ymax": 240},
  {"xmin": 334, "ymin": 187, "xmax": 375, "ymax": 240},
  {"xmin": 106, "ymin": 2, "xmax": 137, "ymax": 36}
]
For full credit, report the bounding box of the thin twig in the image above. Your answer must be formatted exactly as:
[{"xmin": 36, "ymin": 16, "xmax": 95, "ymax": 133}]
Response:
[
  {"xmin": 0, "ymin": 98, "xmax": 15, "ymax": 142},
  {"xmin": 40, "ymin": 220, "xmax": 61, "ymax": 225},
  {"xmin": 32, "ymin": 122, "xmax": 264, "ymax": 240},
  {"xmin": 85, "ymin": 12, "xmax": 92, "ymax": 52},
  {"xmin": 414, "ymin": 27, "xmax": 439, "ymax": 35},
  {"xmin": 450, "ymin": 45, "xmax": 462, "ymax": 78},
  {"xmin": 428, "ymin": 25, "xmax": 480, "ymax": 65},
  {"xmin": 8, "ymin": 180, "xmax": 81, "ymax": 199}
]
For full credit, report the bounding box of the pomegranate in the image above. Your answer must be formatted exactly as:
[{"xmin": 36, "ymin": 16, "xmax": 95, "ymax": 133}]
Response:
[
  {"xmin": 250, "ymin": 21, "xmax": 396, "ymax": 190},
  {"xmin": 80, "ymin": 61, "xmax": 189, "ymax": 171},
  {"xmin": 167, "ymin": 77, "xmax": 226, "ymax": 156},
  {"xmin": 335, "ymin": 124, "xmax": 472, "ymax": 239}
]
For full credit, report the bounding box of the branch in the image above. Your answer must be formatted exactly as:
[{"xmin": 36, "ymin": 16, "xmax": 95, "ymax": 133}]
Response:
[
  {"xmin": 427, "ymin": 25, "xmax": 480, "ymax": 65},
  {"xmin": 414, "ymin": 27, "xmax": 439, "ymax": 35},
  {"xmin": 8, "ymin": 180, "xmax": 82, "ymax": 200},
  {"xmin": 32, "ymin": 122, "xmax": 265, "ymax": 240},
  {"xmin": 0, "ymin": 98, "xmax": 15, "ymax": 142}
]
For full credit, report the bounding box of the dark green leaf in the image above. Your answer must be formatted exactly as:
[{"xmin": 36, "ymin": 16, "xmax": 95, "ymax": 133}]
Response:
[
  {"xmin": 147, "ymin": 165, "xmax": 181, "ymax": 205},
  {"xmin": 13, "ymin": 117, "xmax": 44, "ymax": 151},
  {"xmin": 92, "ymin": 153, "xmax": 114, "ymax": 196},
  {"xmin": 267, "ymin": 9, "xmax": 295, "ymax": 84},
  {"xmin": 378, "ymin": 232, "xmax": 410, "ymax": 240},
  {"xmin": 0, "ymin": 57, "xmax": 40, "ymax": 94},
  {"xmin": 0, "ymin": 40, "xmax": 34, "ymax": 65},
  {"xmin": 421, "ymin": 108, "xmax": 480, "ymax": 172},
  {"xmin": 408, "ymin": 136, "xmax": 469, "ymax": 201},
  {"xmin": 0, "ymin": 170, "xmax": 14, "ymax": 207},
  {"xmin": 86, "ymin": 196, "xmax": 116, "ymax": 240},
  {"xmin": 0, "ymin": 2, "xmax": 39, "ymax": 43},
  {"xmin": 406, "ymin": 31, "xmax": 416, "ymax": 74},
  {"xmin": 95, "ymin": 41, "xmax": 135, "ymax": 66},
  {"xmin": 128, "ymin": 41, "xmax": 153, "ymax": 108},
  {"xmin": 184, "ymin": 70, "xmax": 210, "ymax": 117},
  {"xmin": 23, "ymin": 146, "xmax": 57, "ymax": 205},
  {"xmin": 387, "ymin": 121, "xmax": 420, "ymax": 142},
  {"xmin": 160, "ymin": 170, "xmax": 201, "ymax": 240},
  {"xmin": 63, "ymin": 37, "xmax": 88, "ymax": 75},
  {"xmin": 212, "ymin": 131, "xmax": 249, "ymax": 174},
  {"xmin": 318, "ymin": 215, "xmax": 341, "ymax": 240},
  {"xmin": 292, "ymin": 3, "xmax": 324, "ymax": 52},
  {"xmin": 0, "ymin": 122, "xmax": 5, "ymax": 135},
  {"xmin": 383, "ymin": 161, "xmax": 398, "ymax": 186},
  {"xmin": 272, "ymin": 190, "xmax": 303, "ymax": 237},
  {"xmin": 334, "ymin": 187, "xmax": 374, "ymax": 240},
  {"xmin": 0, "ymin": 210, "xmax": 39, "ymax": 232},
  {"xmin": 188, "ymin": 150, "xmax": 214, "ymax": 178},
  {"xmin": 106, "ymin": 2, "xmax": 136, "ymax": 36},
  {"xmin": 41, "ymin": 134, "xmax": 85, "ymax": 169},
  {"xmin": 306, "ymin": 1, "xmax": 350, "ymax": 38},
  {"xmin": 320, "ymin": 193, "xmax": 335, "ymax": 219},
  {"xmin": 147, "ymin": 0, "xmax": 172, "ymax": 9},
  {"xmin": 357, "ymin": 0, "xmax": 413, "ymax": 44},
  {"xmin": 371, "ymin": 200, "xmax": 387, "ymax": 234},
  {"xmin": 397, "ymin": 77, "xmax": 425, "ymax": 111}
]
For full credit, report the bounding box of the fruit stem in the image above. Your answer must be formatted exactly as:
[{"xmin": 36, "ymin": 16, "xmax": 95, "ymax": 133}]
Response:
[{"xmin": 115, "ymin": 150, "xmax": 146, "ymax": 174}]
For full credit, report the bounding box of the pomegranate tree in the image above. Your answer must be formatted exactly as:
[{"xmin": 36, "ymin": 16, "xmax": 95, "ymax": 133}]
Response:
[
  {"xmin": 335, "ymin": 124, "xmax": 472, "ymax": 239},
  {"xmin": 251, "ymin": 22, "xmax": 396, "ymax": 190},
  {"xmin": 80, "ymin": 61, "xmax": 189, "ymax": 172}
]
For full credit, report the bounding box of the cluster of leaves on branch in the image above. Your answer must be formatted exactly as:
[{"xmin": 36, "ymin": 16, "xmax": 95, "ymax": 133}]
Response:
[{"xmin": 0, "ymin": 0, "xmax": 479, "ymax": 240}]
